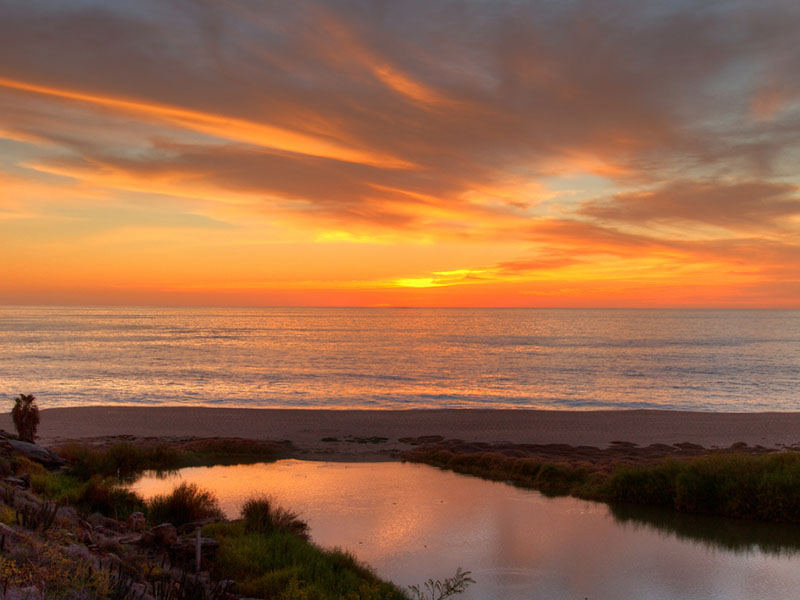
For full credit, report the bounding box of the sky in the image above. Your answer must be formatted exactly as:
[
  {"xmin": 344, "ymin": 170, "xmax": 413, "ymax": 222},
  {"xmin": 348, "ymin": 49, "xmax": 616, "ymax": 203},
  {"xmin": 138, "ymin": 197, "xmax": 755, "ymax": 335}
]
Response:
[{"xmin": 1, "ymin": 0, "xmax": 799, "ymax": 307}]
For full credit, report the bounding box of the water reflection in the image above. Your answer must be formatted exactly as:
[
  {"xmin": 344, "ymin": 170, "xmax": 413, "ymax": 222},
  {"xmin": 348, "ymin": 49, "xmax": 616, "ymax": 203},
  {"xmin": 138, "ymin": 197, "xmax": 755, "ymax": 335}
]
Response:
[
  {"xmin": 609, "ymin": 503, "xmax": 800, "ymax": 556},
  {"xmin": 131, "ymin": 460, "xmax": 800, "ymax": 600}
]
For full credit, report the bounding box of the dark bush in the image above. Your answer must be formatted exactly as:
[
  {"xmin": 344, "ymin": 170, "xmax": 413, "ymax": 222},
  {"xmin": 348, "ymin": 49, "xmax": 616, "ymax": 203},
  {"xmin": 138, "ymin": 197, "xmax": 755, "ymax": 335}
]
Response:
[
  {"xmin": 241, "ymin": 496, "xmax": 309, "ymax": 539},
  {"xmin": 147, "ymin": 482, "xmax": 223, "ymax": 526}
]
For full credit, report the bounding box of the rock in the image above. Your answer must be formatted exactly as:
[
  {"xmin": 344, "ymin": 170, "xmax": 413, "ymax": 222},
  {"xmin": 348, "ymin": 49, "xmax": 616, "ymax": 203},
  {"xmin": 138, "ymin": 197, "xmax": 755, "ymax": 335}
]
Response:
[
  {"xmin": 139, "ymin": 530, "xmax": 155, "ymax": 545},
  {"xmin": 87, "ymin": 512, "xmax": 125, "ymax": 532},
  {"xmin": 77, "ymin": 529, "xmax": 95, "ymax": 546},
  {"xmin": 151, "ymin": 523, "xmax": 178, "ymax": 546},
  {"xmin": 56, "ymin": 505, "xmax": 80, "ymax": 524},
  {"xmin": 174, "ymin": 534, "xmax": 220, "ymax": 569},
  {"xmin": 4, "ymin": 475, "xmax": 29, "ymax": 489},
  {"xmin": 0, "ymin": 438, "xmax": 65, "ymax": 467},
  {"xmin": 126, "ymin": 511, "xmax": 147, "ymax": 532},
  {"xmin": 64, "ymin": 543, "xmax": 94, "ymax": 562},
  {"xmin": 55, "ymin": 505, "xmax": 83, "ymax": 529},
  {"xmin": 0, "ymin": 522, "xmax": 24, "ymax": 542}
]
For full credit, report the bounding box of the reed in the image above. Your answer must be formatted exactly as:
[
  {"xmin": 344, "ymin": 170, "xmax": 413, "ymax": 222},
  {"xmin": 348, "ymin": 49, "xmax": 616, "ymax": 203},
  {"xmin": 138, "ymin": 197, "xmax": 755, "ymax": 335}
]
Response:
[{"xmin": 405, "ymin": 448, "xmax": 800, "ymax": 522}]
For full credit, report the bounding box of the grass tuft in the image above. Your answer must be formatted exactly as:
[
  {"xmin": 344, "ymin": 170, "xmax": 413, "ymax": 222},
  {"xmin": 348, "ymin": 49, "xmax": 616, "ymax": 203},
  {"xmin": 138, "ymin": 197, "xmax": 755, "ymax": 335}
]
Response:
[
  {"xmin": 241, "ymin": 496, "xmax": 310, "ymax": 540},
  {"xmin": 146, "ymin": 482, "xmax": 223, "ymax": 526}
]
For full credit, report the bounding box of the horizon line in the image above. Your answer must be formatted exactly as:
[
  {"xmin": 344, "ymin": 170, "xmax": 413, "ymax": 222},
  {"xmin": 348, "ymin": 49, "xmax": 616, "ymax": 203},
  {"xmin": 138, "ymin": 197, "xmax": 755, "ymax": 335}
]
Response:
[{"xmin": 1, "ymin": 303, "xmax": 797, "ymax": 311}]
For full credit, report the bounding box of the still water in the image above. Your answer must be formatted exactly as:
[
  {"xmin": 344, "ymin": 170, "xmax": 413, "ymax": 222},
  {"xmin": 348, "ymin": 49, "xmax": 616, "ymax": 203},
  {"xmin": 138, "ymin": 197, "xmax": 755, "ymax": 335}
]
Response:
[
  {"xmin": 3, "ymin": 307, "xmax": 800, "ymax": 410},
  {"xmin": 131, "ymin": 460, "xmax": 800, "ymax": 600}
]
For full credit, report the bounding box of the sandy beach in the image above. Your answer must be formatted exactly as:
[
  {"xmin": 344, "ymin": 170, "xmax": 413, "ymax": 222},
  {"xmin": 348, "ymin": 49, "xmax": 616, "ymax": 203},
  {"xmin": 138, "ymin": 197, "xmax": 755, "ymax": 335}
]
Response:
[{"xmin": 5, "ymin": 406, "xmax": 800, "ymax": 460}]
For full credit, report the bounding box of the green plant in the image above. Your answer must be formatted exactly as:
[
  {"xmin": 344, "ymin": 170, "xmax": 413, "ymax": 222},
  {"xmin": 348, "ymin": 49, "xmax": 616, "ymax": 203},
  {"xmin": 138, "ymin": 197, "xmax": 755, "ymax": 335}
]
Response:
[
  {"xmin": 408, "ymin": 568, "xmax": 474, "ymax": 600},
  {"xmin": 203, "ymin": 522, "xmax": 406, "ymax": 599},
  {"xmin": 241, "ymin": 496, "xmax": 309, "ymax": 540},
  {"xmin": 77, "ymin": 476, "xmax": 146, "ymax": 520},
  {"xmin": 0, "ymin": 555, "xmax": 32, "ymax": 597},
  {"xmin": 57, "ymin": 442, "xmax": 182, "ymax": 480},
  {"xmin": 10, "ymin": 393, "xmax": 39, "ymax": 443},
  {"xmin": 15, "ymin": 501, "xmax": 57, "ymax": 532},
  {"xmin": 147, "ymin": 482, "xmax": 223, "ymax": 526}
]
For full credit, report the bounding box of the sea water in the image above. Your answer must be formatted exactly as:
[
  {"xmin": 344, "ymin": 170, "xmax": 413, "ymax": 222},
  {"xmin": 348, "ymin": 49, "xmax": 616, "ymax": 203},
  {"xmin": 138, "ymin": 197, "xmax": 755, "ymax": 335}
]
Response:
[{"xmin": 1, "ymin": 306, "xmax": 799, "ymax": 410}]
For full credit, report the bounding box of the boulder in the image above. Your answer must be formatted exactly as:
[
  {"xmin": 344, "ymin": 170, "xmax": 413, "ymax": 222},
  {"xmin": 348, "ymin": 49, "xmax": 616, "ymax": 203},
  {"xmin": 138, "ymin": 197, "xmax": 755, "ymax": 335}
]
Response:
[
  {"xmin": 4, "ymin": 475, "xmax": 29, "ymax": 489},
  {"xmin": 55, "ymin": 505, "xmax": 82, "ymax": 527},
  {"xmin": 87, "ymin": 512, "xmax": 125, "ymax": 532},
  {"xmin": 126, "ymin": 511, "xmax": 147, "ymax": 532},
  {"xmin": 151, "ymin": 523, "xmax": 178, "ymax": 546},
  {"xmin": 0, "ymin": 438, "xmax": 65, "ymax": 467}
]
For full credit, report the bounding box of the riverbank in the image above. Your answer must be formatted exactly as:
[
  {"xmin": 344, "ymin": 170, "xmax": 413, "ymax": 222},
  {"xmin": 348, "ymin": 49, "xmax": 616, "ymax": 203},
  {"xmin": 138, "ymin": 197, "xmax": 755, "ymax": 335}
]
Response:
[{"xmin": 8, "ymin": 406, "xmax": 800, "ymax": 461}]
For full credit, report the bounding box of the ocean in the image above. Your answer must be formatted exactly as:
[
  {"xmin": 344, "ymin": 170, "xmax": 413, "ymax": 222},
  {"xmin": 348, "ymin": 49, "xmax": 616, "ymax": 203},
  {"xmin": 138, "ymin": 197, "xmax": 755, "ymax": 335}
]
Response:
[{"xmin": 1, "ymin": 307, "xmax": 798, "ymax": 411}]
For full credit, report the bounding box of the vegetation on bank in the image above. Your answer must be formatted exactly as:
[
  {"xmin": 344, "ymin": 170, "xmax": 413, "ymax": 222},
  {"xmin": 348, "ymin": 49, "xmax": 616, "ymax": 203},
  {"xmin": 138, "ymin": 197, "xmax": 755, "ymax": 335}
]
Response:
[
  {"xmin": 1, "ymin": 442, "xmax": 471, "ymax": 599},
  {"xmin": 55, "ymin": 438, "xmax": 281, "ymax": 480},
  {"xmin": 404, "ymin": 448, "xmax": 800, "ymax": 522},
  {"xmin": 205, "ymin": 520, "xmax": 406, "ymax": 599}
]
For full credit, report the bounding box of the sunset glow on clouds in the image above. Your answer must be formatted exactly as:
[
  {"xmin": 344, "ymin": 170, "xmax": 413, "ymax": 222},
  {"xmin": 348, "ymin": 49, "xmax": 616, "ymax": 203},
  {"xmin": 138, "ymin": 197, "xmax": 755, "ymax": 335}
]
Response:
[{"xmin": 1, "ymin": 0, "xmax": 799, "ymax": 307}]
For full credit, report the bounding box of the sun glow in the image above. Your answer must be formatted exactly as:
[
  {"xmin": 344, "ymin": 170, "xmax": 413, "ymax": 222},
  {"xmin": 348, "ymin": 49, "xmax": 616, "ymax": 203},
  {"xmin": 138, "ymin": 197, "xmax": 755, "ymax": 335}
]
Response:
[{"xmin": 2, "ymin": 1, "xmax": 799, "ymax": 307}]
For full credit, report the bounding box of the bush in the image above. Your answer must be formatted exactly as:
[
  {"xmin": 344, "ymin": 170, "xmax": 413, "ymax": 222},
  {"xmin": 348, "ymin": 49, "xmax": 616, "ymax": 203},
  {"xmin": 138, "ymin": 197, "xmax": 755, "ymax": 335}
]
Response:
[
  {"xmin": 147, "ymin": 482, "xmax": 223, "ymax": 526},
  {"xmin": 11, "ymin": 394, "xmax": 39, "ymax": 443},
  {"xmin": 77, "ymin": 476, "xmax": 145, "ymax": 519},
  {"xmin": 242, "ymin": 496, "xmax": 309, "ymax": 539}
]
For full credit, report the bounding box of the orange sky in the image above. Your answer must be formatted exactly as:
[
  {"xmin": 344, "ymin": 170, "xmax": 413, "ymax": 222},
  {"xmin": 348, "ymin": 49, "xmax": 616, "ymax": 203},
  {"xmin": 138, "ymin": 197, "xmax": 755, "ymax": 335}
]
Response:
[{"xmin": 1, "ymin": 0, "xmax": 799, "ymax": 307}]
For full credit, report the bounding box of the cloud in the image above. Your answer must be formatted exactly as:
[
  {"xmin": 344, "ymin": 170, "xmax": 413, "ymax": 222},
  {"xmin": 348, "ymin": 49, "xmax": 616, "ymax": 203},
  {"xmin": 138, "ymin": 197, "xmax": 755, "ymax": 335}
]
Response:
[
  {"xmin": 2, "ymin": 0, "xmax": 800, "ymax": 305},
  {"xmin": 3, "ymin": 0, "xmax": 800, "ymax": 199},
  {"xmin": 580, "ymin": 180, "xmax": 800, "ymax": 229}
]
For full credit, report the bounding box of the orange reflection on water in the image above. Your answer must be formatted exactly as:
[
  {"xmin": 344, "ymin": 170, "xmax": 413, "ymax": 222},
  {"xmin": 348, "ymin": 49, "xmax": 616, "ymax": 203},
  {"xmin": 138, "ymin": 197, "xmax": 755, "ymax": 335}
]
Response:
[
  {"xmin": 131, "ymin": 460, "xmax": 800, "ymax": 600},
  {"xmin": 131, "ymin": 460, "xmax": 461, "ymax": 562}
]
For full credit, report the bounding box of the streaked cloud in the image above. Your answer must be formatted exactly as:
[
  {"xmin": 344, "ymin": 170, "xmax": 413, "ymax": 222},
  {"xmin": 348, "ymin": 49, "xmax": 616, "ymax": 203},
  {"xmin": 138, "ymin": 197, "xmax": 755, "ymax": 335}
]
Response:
[
  {"xmin": 1, "ymin": 0, "xmax": 799, "ymax": 306},
  {"xmin": 580, "ymin": 180, "xmax": 800, "ymax": 229}
]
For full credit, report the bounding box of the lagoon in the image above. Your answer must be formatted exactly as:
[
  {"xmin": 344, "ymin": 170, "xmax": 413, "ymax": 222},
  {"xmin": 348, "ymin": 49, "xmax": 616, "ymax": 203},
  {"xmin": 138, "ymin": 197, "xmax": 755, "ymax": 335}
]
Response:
[{"xmin": 131, "ymin": 460, "xmax": 800, "ymax": 600}]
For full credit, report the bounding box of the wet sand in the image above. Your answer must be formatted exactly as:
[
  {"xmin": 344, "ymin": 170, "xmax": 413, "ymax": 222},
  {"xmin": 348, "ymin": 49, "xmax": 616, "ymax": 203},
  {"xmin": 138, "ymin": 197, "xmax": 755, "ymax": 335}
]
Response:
[{"xmin": 6, "ymin": 406, "xmax": 800, "ymax": 460}]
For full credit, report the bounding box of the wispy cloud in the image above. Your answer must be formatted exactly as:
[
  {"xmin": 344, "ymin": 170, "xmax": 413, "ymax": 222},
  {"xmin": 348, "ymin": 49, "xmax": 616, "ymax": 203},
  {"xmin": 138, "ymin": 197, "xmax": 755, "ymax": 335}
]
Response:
[{"xmin": 1, "ymin": 0, "xmax": 799, "ymax": 305}]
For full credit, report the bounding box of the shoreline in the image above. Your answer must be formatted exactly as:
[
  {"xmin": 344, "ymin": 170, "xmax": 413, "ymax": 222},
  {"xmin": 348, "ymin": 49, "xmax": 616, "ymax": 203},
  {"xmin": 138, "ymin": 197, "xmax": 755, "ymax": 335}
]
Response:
[{"xmin": 8, "ymin": 406, "xmax": 800, "ymax": 461}]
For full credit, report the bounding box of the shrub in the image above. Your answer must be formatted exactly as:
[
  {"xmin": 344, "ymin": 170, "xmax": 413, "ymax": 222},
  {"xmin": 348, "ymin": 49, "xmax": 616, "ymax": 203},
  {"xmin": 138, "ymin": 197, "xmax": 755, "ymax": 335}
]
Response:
[
  {"xmin": 147, "ymin": 482, "xmax": 223, "ymax": 526},
  {"xmin": 76, "ymin": 476, "xmax": 145, "ymax": 519},
  {"xmin": 242, "ymin": 496, "xmax": 309, "ymax": 540},
  {"xmin": 10, "ymin": 394, "xmax": 39, "ymax": 443}
]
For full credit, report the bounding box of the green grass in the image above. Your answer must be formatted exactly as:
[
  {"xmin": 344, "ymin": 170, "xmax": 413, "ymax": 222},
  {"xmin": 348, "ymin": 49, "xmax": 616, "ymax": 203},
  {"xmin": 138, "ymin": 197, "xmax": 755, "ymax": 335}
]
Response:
[
  {"xmin": 405, "ymin": 448, "xmax": 800, "ymax": 522},
  {"xmin": 29, "ymin": 469, "xmax": 145, "ymax": 519},
  {"xmin": 405, "ymin": 449, "xmax": 596, "ymax": 496},
  {"xmin": 56, "ymin": 439, "xmax": 279, "ymax": 481},
  {"xmin": 603, "ymin": 453, "xmax": 800, "ymax": 521},
  {"xmin": 203, "ymin": 520, "xmax": 407, "ymax": 599},
  {"xmin": 56, "ymin": 442, "xmax": 182, "ymax": 480}
]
